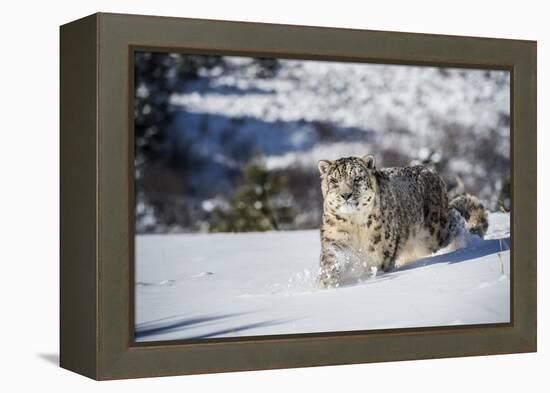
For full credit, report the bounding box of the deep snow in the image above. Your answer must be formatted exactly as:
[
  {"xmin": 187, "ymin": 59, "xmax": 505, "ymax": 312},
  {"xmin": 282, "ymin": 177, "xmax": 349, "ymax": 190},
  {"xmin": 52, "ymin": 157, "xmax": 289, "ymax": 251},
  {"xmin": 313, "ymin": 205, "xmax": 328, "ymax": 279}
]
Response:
[{"xmin": 134, "ymin": 212, "xmax": 510, "ymax": 342}]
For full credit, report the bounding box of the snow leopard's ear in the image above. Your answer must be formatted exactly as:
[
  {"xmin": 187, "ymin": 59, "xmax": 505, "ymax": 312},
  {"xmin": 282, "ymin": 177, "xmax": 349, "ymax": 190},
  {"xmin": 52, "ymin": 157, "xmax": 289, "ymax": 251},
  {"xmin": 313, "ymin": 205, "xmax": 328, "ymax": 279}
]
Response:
[
  {"xmin": 318, "ymin": 160, "xmax": 332, "ymax": 176},
  {"xmin": 362, "ymin": 154, "xmax": 376, "ymax": 169}
]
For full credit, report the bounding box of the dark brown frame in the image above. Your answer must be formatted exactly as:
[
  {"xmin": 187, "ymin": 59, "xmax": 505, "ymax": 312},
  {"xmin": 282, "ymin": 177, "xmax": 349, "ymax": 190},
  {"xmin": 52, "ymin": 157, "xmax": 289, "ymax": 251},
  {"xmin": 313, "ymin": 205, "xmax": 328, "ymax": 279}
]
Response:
[{"xmin": 60, "ymin": 12, "xmax": 537, "ymax": 380}]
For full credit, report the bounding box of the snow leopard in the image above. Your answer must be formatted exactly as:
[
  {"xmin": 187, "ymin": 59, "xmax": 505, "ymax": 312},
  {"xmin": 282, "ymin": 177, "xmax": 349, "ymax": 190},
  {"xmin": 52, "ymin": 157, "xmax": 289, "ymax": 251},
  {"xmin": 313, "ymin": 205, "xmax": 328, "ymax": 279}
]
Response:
[{"xmin": 316, "ymin": 154, "xmax": 488, "ymax": 288}]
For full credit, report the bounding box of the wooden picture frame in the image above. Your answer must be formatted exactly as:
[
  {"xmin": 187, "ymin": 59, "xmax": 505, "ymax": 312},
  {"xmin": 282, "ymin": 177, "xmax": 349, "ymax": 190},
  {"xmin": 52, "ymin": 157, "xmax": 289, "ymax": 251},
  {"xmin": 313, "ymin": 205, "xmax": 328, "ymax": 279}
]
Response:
[{"xmin": 60, "ymin": 12, "xmax": 536, "ymax": 380}]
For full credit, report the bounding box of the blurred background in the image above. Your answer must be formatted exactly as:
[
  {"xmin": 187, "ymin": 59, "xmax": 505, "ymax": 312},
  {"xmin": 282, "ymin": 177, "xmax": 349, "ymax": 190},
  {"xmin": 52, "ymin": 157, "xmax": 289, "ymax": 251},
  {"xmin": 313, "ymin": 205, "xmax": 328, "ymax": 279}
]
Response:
[{"xmin": 134, "ymin": 52, "xmax": 510, "ymax": 234}]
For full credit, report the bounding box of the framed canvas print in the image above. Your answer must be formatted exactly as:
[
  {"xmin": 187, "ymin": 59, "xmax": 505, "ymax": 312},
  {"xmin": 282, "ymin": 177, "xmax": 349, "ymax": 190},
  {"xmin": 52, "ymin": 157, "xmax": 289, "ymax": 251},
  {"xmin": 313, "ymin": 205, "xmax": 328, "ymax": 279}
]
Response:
[{"xmin": 60, "ymin": 13, "xmax": 537, "ymax": 380}]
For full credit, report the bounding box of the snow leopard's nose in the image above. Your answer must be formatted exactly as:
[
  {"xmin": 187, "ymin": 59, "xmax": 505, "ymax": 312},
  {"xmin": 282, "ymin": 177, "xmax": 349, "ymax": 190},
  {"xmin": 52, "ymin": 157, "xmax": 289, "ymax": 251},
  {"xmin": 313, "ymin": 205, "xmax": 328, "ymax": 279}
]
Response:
[{"xmin": 341, "ymin": 192, "xmax": 353, "ymax": 201}]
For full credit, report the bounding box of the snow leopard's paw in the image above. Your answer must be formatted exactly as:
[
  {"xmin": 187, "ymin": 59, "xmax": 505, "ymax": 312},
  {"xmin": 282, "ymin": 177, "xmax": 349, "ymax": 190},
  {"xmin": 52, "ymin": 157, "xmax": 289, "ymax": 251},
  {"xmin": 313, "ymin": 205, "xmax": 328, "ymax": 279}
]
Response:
[{"xmin": 316, "ymin": 271, "xmax": 341, "ymax": 289}]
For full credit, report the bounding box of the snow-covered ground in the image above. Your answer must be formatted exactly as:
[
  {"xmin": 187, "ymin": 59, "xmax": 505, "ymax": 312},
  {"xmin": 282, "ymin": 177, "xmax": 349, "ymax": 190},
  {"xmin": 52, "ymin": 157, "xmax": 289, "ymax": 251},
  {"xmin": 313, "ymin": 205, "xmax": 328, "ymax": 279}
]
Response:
[{"xmin": 134, "ymin": 212, "xmax": 510, "ymax": 342}]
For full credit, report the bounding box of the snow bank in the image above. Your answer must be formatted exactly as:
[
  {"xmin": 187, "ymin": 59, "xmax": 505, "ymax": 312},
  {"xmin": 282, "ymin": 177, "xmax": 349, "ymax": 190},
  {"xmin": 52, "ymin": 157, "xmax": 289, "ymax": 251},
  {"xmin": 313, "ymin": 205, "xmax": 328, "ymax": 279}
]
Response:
[{"xmin": 135, "ymin": 212, "xmax": 510, "ymax": 342}]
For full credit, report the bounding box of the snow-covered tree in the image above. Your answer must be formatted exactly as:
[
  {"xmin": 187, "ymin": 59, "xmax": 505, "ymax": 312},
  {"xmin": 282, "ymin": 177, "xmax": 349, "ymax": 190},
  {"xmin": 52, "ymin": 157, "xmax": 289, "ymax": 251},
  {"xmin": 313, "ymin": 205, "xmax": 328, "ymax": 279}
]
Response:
[{"xmin": 210, "ymin": 162, "xmax": 294, "ymax": 232}]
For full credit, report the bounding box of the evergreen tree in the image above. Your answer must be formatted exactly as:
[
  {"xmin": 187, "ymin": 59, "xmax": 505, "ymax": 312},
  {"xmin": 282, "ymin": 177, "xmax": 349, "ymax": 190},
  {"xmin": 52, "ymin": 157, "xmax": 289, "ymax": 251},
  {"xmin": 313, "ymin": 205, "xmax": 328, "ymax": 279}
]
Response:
[
  {"xmin": 210, "ymin": 162, "xmax": 295, "ymax": 232},
  {"xmin": 497, "ymin": 176, "xmax": 511, "ymax": 212},
  {"xmin": 134, "ymin": 52, "xmax": 225, "ymax": 168}
]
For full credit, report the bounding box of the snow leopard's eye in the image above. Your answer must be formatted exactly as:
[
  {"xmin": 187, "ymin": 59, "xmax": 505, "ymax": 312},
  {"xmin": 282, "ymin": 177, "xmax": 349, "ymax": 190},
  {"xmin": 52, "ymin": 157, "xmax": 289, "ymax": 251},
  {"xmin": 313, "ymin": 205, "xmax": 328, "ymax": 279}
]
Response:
[
  {"xmin": 329, "ymin": 178, "xmax": 339, "ymax": 185},
  {"xmin": 353, "ymin": 176, "xmax": 364, "ymax": 184}
]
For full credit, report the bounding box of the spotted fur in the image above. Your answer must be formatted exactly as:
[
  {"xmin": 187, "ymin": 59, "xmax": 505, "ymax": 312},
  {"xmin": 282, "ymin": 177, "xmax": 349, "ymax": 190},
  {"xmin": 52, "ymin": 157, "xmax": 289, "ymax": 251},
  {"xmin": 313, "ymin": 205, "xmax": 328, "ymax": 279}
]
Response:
[
  {"xmin": 449, "ymin": 194, "xmax": 489, "ymax": 238},
  {"xmin": 316, "ymin": 154, "xmax": 488, "ymax": 288}
]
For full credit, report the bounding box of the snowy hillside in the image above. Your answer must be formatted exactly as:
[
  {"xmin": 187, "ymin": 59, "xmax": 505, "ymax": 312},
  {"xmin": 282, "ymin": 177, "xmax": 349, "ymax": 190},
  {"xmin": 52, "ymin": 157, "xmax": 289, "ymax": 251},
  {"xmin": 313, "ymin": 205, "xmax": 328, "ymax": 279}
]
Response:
[
  {"xmin": 170, "ymin": 58, "xmax": 510, "ymax": 200},
  {"xmin": 172, "ymin": 58, "xmax": 509, "ymax": 148},
  {"xmin": 135, "ymin": 54, "xmax": 510, "ymax": 233},
  {"xmin": 134, "ymin": 212, "xmax": 510, "ymax": 342}
]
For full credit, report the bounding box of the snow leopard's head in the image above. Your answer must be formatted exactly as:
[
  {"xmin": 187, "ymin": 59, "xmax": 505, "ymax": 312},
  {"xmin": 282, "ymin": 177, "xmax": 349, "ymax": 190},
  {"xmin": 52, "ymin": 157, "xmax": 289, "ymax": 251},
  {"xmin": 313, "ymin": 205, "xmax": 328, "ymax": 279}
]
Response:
[{"xmin": 318, "ymin": 155, "xmax": 377, "ymax": 216}]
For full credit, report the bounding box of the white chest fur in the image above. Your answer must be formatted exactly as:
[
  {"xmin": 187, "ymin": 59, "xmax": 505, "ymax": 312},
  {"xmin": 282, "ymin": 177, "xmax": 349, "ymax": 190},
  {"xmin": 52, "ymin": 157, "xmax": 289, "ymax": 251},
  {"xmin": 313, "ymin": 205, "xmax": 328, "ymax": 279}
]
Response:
[{"xmin": 343, "ymin": 222, "xmax": 384, "ymax": 270}]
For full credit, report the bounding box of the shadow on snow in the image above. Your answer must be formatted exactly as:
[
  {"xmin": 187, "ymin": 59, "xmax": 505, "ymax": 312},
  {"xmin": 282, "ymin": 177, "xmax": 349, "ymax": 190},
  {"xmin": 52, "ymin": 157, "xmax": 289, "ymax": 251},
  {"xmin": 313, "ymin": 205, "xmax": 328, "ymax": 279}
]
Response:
[
  {"xmin": 394, "ymin": 236, "xmax": 510, "ymax": 273},
  {"xmin": 338, "ymin": 236, "xmax": 510, "ymax": 288},
  {"xmin": 135, "ymin": 312, "xmax": 293, "ymax": 341}
]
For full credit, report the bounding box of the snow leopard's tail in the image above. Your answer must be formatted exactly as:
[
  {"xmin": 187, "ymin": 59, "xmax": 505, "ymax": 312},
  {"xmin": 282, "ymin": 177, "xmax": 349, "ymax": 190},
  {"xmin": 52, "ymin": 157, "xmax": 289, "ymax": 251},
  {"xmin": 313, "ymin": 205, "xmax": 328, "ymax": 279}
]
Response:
[{"xmin": 449, "ymin": 194, "xmax": 488, "ymax": 239}]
